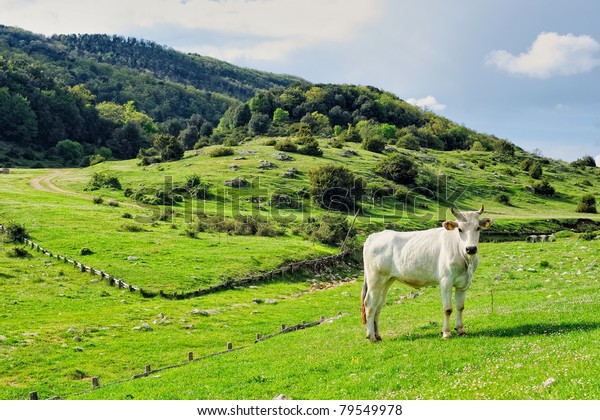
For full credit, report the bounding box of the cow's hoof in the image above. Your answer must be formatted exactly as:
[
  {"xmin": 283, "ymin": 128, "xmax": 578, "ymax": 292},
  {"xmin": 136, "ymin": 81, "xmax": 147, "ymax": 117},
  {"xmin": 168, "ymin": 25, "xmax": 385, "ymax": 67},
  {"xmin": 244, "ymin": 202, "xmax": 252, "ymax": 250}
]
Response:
[
  {"xmin": 367, "ymin": 335, "xmax": 382, "ymax": 343},
  {"xmin": 375, "ymin": 334, "xmax": 382, "ymax": 342},
  {"xmin": 442, "ymin": 332, "xmax": 452, "ymax": 339},
  {"xmin": 456, "ymin": 329, "xmax": 467, "ymax": 336}
]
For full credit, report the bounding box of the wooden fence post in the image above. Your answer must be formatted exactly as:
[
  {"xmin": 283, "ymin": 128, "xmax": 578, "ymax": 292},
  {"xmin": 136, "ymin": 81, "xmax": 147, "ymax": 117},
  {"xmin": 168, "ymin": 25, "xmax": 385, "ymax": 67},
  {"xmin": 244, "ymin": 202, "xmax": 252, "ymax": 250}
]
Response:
[
  {"xmin": 188, "ymin": 352, "xmax": 194, "ymax": 362},
  {"xmin": 227, "ymin": 342, "xmax": 233, "ymax": 351},
  {"xmin": 29, "ymin": 391, "xmax": 38, "ymax": 400},
  {"xmin": 281, "ymin": 324, "xmax": 286, "ymax": 331},
  {"xmin": 145, "ymin": 364, "xmax": 151, "ymax": 375},
  {"xmin": 256, "ymin": 333, "xmax": 262, "ymax": 340},
  {"xmin": 92, "ymin": 377, "xmax": 100, "ymax": 389}
]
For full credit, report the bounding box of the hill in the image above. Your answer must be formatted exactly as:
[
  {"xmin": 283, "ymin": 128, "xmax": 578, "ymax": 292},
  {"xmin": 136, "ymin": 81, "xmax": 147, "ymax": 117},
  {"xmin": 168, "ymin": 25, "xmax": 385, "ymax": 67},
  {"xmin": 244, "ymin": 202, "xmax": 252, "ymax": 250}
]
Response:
[{"xmin": 0, "ymin": 25, "xmax": 302, "ymax": 165}]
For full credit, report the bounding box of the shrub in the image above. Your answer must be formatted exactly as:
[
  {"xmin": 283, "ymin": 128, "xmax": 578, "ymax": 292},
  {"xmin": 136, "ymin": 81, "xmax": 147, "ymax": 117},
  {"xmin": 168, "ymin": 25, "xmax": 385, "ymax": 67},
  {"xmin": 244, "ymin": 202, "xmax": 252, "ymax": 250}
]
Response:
[
  {"xmin": 2, "ymin": 222, "xmax": 29, "ymax": 243},
  {"xmin": 274, "ymin": 139, "xmax": 298, "ymax": 153},
  {"xmin": 208, "ymin": 146, "xmax": 234, "ymax": 157},
  {"xmin": 92, "ymin": 197, "xmax": 104, "ymax": 205},
  {"xmin": 572, "ymin": 155, "xmax": 596, "ymax": 168},
  {"xmin": 362, "ymin": 137, "xmax": 386, "ymax": 153},
  {"xmin": 581, "ymin": 179, "xmax": 593, "ymax": 187},
  {"xmin": 532, "ymin": 178, "xmax": 555, "ymax": 196},
  {"xmin": 415, "ymin": 168, "xmax": 446, "ymax": 198},
  {"xmin": 308, "ymin": 164, "xmax": 363, "ymax": 211},
  {"xmin": 576, "ymin": 194, "xmax": 597, "ymax": 213},
  {"xmin": 297, "ymin": 140, "xmax": 323, "ymax": 157},
  {"xmin": 303, "ymin": 214, "xmax": 353, "ymax": 246},
  {"xmin": 80, "ymin": 248, "xmax": 93, "ymax": 256},
  {"xmin": 122, "ymin": 213, "xmax": 133, "ymax": 219},
  {"xmin": 120, "ymin": 223, "xmax": 146, "ymax": 232},
  {"xmin": 495, "ymin": 193, "xmax": 511, "ymax": 205},
  {"xmin": 529, "ymin": 162, "xmax": 543, "ymax": 179},
  {"xmin": 375, "ymin": 153, "xmax": 417, "ymax": 185},
  {"xmin": 7, "ymin": 247, "xmax": 31, "ymax": 258},
  {"xmin": 86, "ymin": 172, "xmax": 122, "ymax": 190}
]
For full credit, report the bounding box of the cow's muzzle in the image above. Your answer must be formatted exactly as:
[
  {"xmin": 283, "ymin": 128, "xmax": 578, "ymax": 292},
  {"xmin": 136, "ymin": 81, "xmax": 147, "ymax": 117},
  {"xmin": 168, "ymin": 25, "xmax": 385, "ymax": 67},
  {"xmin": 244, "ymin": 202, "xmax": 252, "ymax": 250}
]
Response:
[{"xmin": 466, "ymin": 246, "xmax": 478, "ymax": 255}]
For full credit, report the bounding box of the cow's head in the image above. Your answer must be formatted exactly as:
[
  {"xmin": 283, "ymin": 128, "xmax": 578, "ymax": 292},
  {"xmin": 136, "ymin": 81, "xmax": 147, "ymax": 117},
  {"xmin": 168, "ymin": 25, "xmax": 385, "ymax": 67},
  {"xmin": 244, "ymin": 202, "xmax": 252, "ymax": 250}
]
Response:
[{"xmin": 443, "ymin": 206, "xmax": 493, "ymax": 257}]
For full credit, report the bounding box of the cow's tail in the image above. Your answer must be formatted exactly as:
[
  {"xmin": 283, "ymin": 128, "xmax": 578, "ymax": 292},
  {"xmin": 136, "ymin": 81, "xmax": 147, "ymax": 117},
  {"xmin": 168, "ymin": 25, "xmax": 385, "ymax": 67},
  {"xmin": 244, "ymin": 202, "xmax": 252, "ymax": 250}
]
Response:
[{"xmin": 360, "ymin": 277, "xmax": 368, "ymax": 325}]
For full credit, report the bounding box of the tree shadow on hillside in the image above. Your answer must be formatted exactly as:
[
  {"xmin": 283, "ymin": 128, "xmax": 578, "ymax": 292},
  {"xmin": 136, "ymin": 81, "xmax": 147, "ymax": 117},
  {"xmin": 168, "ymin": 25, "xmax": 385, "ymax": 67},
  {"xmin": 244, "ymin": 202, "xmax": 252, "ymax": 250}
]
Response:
[{"xmin": 390, "ymin": 321, "xmax": 600, "ymax": 342}]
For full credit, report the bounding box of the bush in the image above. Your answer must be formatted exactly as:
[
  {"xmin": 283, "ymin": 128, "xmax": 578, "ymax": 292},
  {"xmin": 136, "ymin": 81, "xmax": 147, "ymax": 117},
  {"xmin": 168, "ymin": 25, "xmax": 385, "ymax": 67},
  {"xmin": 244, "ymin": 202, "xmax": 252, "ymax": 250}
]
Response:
[
  {"xmin": 7, "ymin": 247, "xmax": 31, "ymax": 258},
  {"xmin": 297, "ymin": 140, "xmax": 323, "ymax": 157},
  {"xmin": 92, "ymin": 197, "xmax": 104, "ymax": 205},
  {"xmin": 274, "ymin": 139, "xmax": 298, "ymax": 153},
  {"xmin": 576, "ymin": 194, "xmax": 597, "ymax": 213},
  {"xmin": 362, "ymin": 137, "xmax": 386, "ymax": 153},
  {"xmin": 86, "ymin": 172, "xmax": 122, "ymax": 190},
  {"xmin": 532, "ymin": 178, "xmax": 555, "ymax": 196},
  {"xmin": 495, "ymin": 193, "xmax": 511, "ymax": 205},
  {"xmin": 308, "ymin": 164, "xmax": 363, "ymax": 211},
  {"xmin": 572, "ymin": 155, "xmax": 596, "ymax": 168},
  {"xmin": 120, "ymin": 223, "xmax": 146, "ymax": 232},
  {"xmin": 208, "ymin": 146, "xmax": 235, "ymax": 157},
  {"xmin": 2, "ymin": 222, "xmax": 29, "ymax": 243},
  {"xmin": 375, "ymin": 153, "xmax": 417, "ymax": 185},
  {"xmin": 529, "ymin": 162, "xmax": 543, "ymax": 179},
  {"xmin": 303, "ymin": 214, "xmax": 353, "ymax": 246}
]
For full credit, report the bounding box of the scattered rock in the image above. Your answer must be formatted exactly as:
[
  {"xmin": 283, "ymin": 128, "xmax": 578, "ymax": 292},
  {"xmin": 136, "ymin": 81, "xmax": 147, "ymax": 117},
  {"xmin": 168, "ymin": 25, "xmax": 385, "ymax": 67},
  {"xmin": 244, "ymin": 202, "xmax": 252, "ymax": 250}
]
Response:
[
  {"xmin": 272, "ymin": 152, "xmax": 293, "ymax": 161},
  {"xmin": 127, "ymin": 256, "xmax": 139, "ymax": 261},
  {"xmin": 252, "ymin": 298, "xmax": 263, "ymax": 304},
  {"xmin": 223, "ymin": 177, "xmax": 249, "ymax": 188},
  {"xmin": 0, "ymin": 335, "xmax": 6, "ymax": 341},
  {"xmin": 229, "ymin": 164, "xmax": 240, "ymax": 171},
  {"xmin": 191, "ymin": 308, "xmax": 219, "ymax": 316},
  {"xmin": 264, "ymin": 299, "xmax": 278, "ymax": 304},
  {"xmin": 341, "ymin": 292, "xmax": 350, "ymax": 297},
  {"xmin": 100, "ymin": 291, "xmax": 111, "ymax": 297},
  {"xmin": 338, "ymin": 149, "xmax": 358, "ymax": 158},
  {"xmin": 74, "ymin": 346, "xmax": 84, "ymax": 352},
  {"xmin": 258, "ymin": 160, "xmax": 278, "ymax": 169},
  {"xmin": 73, "ymin": 336, "xmax": 82, "ymax": 342},
  {"xmin": 67, "ymin": 328, "xmax": 78, "ymax": 334},
  {"xmin": 233, "ymin": 156, "xmax": 247, "ymax": 160},
  {"xmin": 185, "ymin": 324, "xmax": 195, "ymax": 330},
  {"xmin": 133, "ymin": 323, "xmax": 152, "ymax": 331},
  {"xmin": 273, "ymin": 394, "xmax": 292, "ymax": 400},
  {"xmin": 543, "ymin": 377, "xmax": 556, "ymax": 388}
]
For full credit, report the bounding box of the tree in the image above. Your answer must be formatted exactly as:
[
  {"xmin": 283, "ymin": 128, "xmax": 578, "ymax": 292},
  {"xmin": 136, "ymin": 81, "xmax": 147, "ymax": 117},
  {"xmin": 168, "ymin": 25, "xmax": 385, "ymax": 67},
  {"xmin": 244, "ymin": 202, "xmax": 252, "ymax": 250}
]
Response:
[
  {"xmin": 0, "ymin": 87, "xmax": 38, "ymax": 143},
  {"xmin": 308, "ymin": 164, "xmax": 363, "ymax": 212},
  {"xmin": 249, "ymin": 93, "xmax": 273, "ymax": 115},
  {"xmin": 532, "ymin": 178, "xmax": 555, "ymax": 196},
  {"xmin": 362, "ymin": 136, "xmax": 386, "ymax": 153},
  {"xmin": 375, "ymin": 153, "xmax": 417, "ymax": 185},
  {"xmin": 178, "ymin": 126, "xmax": 199, "ymax": 150},
  {"xmin": 153, "ymin": 133, "xmax": 185, "ymax": 162},
  {"xmin": 55, "ymin": 139, "xmax": 84, "ymax": 164},
  {"xmin": 108, "ymin": 120, "xmax": 148, "ymax": 159},
  {"xmin": 248, "ymin": 113, "xmax": 271, "ymax": 136},
  {"xmin": 272, "ymin": 107, "xmax": 290, "ymax": 124}
]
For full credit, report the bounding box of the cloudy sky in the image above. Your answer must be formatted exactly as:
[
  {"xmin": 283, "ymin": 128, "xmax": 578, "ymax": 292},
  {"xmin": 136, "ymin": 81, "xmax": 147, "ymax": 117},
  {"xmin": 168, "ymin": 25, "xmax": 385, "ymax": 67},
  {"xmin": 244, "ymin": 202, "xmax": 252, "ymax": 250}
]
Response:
[{"xmin": 2, "ymin": 0, "xmax": 600, "ymax": 163}]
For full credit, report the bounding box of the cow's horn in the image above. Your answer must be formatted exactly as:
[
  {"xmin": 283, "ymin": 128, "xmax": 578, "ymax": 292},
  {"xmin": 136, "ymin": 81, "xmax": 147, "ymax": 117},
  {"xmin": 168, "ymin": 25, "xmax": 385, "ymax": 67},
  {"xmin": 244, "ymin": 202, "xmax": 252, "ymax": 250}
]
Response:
[
  {"xmin": 451, "ymin": 207, "xmax": 465, "ymax": 221},
  {"xmin": 476, "ymin": 205, "xmax": 484, "ymax": 215}
]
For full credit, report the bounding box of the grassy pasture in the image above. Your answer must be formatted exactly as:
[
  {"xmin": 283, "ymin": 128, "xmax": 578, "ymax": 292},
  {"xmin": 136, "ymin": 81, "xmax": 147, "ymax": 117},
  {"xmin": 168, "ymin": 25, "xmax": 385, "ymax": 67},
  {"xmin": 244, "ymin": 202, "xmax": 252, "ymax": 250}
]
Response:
[
  {"xmin": 1, "ymin": 237, "xmax": 598, "ymax": 400},
  {"xmin": 0, "ymin": 140, "xmax": 598, "ymax": 400}
]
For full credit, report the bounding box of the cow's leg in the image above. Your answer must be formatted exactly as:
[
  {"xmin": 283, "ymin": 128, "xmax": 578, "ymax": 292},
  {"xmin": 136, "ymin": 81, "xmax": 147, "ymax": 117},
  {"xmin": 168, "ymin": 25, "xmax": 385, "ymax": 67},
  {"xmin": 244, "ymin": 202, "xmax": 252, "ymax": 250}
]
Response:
[
  {"xmin": 363, "ymin": 279, "xmax": 380, "ymax": 342},
  {"xmin": 373, "ymin": 279, "xmax": 394, "ymax": 341},
  {"xmin": 440, "ymin": 281, "xmax": 453, "ymax": 339},
  {"xmin": 454, "ymin": 288, "xmax": 467, "ymax": 336}
]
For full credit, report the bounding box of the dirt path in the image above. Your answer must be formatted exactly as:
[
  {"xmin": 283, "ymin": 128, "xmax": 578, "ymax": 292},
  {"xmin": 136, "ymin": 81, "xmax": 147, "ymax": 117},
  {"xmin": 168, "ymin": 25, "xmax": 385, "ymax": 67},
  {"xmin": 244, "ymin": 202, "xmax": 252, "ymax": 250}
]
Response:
[{"xmin": 29, "ymin": 169, "xmax": 91, "ymax": 199}]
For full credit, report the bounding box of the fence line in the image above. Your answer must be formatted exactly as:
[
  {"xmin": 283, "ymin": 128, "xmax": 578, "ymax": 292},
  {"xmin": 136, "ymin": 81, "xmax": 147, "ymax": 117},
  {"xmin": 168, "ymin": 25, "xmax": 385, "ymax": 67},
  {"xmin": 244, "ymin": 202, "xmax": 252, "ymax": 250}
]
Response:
[
  {"xmin": 1, "ymin": 224, "xmax": 357, "ymax": 300},
  {"xmin": 33, "ymin": 312, "xmax": 346, "ymax": 400}
]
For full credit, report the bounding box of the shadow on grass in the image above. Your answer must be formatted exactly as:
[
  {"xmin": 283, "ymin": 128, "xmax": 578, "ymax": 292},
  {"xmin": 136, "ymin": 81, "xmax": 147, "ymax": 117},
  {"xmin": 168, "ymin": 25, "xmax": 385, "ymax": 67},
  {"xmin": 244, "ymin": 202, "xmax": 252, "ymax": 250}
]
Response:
[{"xmin": 391, "ymin": 322, "xmax": 600, "ymax": 341}]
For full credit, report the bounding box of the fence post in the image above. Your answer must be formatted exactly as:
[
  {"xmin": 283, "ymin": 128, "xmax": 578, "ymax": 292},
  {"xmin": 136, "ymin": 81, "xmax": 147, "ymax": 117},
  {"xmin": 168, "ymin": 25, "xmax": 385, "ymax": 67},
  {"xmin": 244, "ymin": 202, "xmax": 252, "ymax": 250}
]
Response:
[
  {"xmin": 281, "ymin": 324, "xmax": 286, "ymax": 331},
  {"xmin": 92, "ymin": 377, "xmax": 100, "ymax": 389},
  {"xmin": 188, "ymin": 352, "xmax": 194, "ymax": 362},
  {"xmin": 145, "ymin": 364, "xmax": 151, "ymax": 375},
  {"xmin": 256, "ymin": 333, "xmax": 262, "ymax": 340},
  {"xmin": 29, "ymin": 391, "xmax": 38, "ymax": 400},
  {"xmin": 227, "ymin": 342, "xmax": 233, "ymax": 351}
]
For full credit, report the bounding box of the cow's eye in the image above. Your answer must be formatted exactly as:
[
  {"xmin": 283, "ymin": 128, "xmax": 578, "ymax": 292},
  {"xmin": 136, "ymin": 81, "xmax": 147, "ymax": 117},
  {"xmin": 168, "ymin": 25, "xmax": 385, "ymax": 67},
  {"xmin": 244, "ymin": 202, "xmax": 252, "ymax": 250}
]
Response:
[
  {"xmin": 458, "ymin": 228, "xmax": 463, "ymax": 233},
  {"xmin": 476, "ymin": 227, "xmax": 481, "ymax": 231}
]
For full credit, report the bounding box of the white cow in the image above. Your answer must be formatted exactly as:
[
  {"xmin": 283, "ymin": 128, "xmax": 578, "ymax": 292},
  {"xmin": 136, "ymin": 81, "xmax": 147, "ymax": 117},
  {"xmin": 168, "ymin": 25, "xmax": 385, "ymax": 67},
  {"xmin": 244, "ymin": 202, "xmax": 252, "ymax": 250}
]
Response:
[{"xmin": 361, "ymin": 206, "xmax": 493, "ymax": 341}]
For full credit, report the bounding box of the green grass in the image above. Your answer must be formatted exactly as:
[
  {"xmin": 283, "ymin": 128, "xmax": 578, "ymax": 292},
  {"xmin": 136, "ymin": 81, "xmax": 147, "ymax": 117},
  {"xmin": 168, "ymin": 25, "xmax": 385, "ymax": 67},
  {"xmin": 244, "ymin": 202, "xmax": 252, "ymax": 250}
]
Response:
[
  {"xmin": 0, "ymin": 139, "xmax": 599, "ymax": 400},
  {"xmin": 1, "ymin": 238, "xmax": 598, "ymax": 400}
]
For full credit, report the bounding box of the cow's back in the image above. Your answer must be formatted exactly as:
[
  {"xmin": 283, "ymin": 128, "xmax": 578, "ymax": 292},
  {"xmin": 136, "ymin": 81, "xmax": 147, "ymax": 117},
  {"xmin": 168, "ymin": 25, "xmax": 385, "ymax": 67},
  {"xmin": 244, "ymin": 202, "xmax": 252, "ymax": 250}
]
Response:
[{"xmin": 364, "ymin": 228, "xmax": 448, "ymax": 288}]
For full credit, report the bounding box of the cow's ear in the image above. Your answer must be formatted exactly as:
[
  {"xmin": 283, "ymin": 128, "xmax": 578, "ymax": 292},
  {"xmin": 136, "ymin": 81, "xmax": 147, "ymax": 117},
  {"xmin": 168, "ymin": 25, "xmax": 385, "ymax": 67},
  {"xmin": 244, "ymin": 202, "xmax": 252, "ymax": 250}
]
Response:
[
  {"xmin": 480, "ymin": 218, "xmax": 493, "ymax": 229},
  {"xmin": 443, "ymin": 220, "xmax": 458, "ymax": 231}
]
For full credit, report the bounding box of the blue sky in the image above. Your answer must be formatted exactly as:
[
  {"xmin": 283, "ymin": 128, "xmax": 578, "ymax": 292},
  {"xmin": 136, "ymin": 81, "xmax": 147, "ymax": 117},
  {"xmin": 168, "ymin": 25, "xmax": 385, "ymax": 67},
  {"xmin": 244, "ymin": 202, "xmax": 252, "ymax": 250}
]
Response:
[{"xmin": 2, "ymin": 0, "xmax": 600, "ymax": 163}]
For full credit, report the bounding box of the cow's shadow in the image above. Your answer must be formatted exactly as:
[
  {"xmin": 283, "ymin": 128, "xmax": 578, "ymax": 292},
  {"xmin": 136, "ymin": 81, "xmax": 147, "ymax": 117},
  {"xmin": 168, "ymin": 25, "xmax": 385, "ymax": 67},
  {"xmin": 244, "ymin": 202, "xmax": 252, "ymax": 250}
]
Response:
[{"xmin": 390, "ymin": 321, "xmax": 600, "ymax": 341}]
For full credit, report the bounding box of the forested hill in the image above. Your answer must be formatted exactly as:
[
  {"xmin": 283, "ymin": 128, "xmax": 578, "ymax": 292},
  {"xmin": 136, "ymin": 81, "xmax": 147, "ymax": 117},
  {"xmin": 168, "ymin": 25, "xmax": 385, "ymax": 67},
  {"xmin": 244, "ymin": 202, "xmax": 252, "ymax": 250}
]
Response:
[
  {"xmin": 53, "ymin": 33, "xmax": 303, "ymax": 101},
  {"xmin": 0, "ymin": 25, "xmax": 303, "ymax": 165}
]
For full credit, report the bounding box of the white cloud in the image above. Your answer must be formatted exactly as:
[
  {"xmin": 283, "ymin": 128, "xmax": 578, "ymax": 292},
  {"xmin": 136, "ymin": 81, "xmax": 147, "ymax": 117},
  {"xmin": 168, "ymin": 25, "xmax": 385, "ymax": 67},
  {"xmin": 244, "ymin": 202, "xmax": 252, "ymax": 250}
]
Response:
[
  {"xmin": 595, "ymin": 154, "xmax": 600, "ymax": 167},
  {"xmin": 0, "ymin": 0, "xmax": 384, "ymax": 62},
  {"xmin": 485, "ymin": 32, "xmax": 600, "ymax": 78},
  {"xmin": 406, "ymin": 95, "xmax": 446, "ymax": 111}
]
